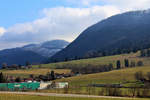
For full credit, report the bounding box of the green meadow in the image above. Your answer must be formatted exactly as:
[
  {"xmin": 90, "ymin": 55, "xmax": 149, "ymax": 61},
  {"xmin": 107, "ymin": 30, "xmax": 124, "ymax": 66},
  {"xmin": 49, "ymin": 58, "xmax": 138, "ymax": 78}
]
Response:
[
  {"xmin": 33, "ymin": 52, "xmax": 150, "ymax": 69},
  {"xmin": 56, "ymin": 66, "xmax": 150, "ymax": 86}
]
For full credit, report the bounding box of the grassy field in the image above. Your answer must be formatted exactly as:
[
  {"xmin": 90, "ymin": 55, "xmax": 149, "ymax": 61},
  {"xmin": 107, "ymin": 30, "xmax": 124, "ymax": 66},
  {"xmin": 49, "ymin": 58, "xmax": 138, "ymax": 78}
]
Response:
[
  {"xmin": 36, "ymin": 66, "xmax": 150, "ymax": 97},
  {"xmin": 0, "ymin": 94, "xmax": 149, "ymax": 100},
  {"xmin": 1, "ymin": 52, "xmax": 150, "ymax": 97},
  {"xmin": 55, "ymin": 66, "xmax": 150, "ymax": 86},
  {"xmin": 0, "ymin": 69, "xmax": 70, "ymax": 78},
  {"xmin": 2, "ymin": 52, "xmax": 150, "ymax": 78},
  {"xmin": 33, "ymin": 52, "xmax": 150, "ymax": 69}
]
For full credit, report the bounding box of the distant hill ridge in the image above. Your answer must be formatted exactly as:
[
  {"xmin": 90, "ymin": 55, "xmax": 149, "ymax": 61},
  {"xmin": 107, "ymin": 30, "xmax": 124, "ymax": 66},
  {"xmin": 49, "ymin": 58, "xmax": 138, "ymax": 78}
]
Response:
[
  {"xmin": 0, "ymin": 40, "xmax": 69, "ymax": 66},
  {"xmin": 23, "ymin": 40, "xmax": 69, "ymax": 57}
]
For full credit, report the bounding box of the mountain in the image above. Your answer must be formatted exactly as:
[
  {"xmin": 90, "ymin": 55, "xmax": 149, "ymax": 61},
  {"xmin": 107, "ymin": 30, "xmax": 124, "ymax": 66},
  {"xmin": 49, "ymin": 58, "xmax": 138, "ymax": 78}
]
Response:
[
  {"xmin": 0, "ymin": 40, "xmax": 69, "ymax": 66},
  {"xmin": 22, "ymin": 40, "xmax": 69, "ymax": 57},
  {"xmin": 0, "ymin": 48, "xmax": 47, "ymax": 66},
  {"xmin": 50, "ymin": 9, "xmax": 150, "ymax": 61}
]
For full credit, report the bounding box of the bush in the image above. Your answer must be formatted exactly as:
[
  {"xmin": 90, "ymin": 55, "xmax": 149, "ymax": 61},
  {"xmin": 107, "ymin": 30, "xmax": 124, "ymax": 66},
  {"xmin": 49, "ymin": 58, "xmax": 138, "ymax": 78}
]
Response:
[
  {"xmin": 116, "ymin": 60, "xmax": 121, "ymax": 69},
  {"xmin": 0, "ymin": 72, "xmax": 7, "ymax": 83},
  {"xmin": 130, "ymin": 61, "xmax": 136, "ymax": 67},
  {"xmin": 134, "ymin": 71, "xmax": 144, "ymax": 81},
  {"xmin": 63, "ymin": 86, "xmax": 69, "ymax": 94},
  {"xmin": 124, "ymin": 59, "xmax": 129, "ymax": 67},
  {"xmin": 128, "ymin": 88, "xmax": 137, "ymax": 97},
  {"xmin": 147, "ymin": 72, "xmax": 150, "ymax": 80},
  {"xmin": 105, "ymin": 87, "xmax": 122, "ymax": 96},
  {"xmin": 137, "ymin": 61, "xmax": 143, "ymax": 66},
  {"xmin": 140, "ymin": 88, "xmax": 150, "ymax": 97}
]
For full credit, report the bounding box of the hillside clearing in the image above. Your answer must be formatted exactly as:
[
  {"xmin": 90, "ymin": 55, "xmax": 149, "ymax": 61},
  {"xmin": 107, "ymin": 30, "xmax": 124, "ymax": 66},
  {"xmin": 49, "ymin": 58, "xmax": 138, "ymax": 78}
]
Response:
[{"xmin": 33, "ymin": 52, "xmax": 150, "ymax": 69}]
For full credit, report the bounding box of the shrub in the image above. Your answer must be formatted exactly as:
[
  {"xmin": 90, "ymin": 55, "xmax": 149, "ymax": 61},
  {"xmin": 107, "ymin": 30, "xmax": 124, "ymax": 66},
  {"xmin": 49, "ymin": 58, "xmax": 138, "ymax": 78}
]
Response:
[
  {"xmin": 130, "ymin": 61, "xmax": 136, "ymax": 67},
  {"xmin": 137, "ymin": 61, "xmax": 143, "ymax": 66},
  {"xmin": 147, "ymin": 72, "xmax": 150, "ymax": 80},
  {"xmin": 134, "ymin": 71, "xmax": 144, "ymax": 81},
  {"xmin": 106, "ymin": 87, "xmax": 122, "ymax": 96}
]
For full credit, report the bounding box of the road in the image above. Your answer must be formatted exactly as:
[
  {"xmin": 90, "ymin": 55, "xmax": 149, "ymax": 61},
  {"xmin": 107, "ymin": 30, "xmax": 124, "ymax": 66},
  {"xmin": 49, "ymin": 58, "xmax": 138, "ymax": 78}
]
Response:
[{"xmin": 0, "ymin": 91, "xmax": 134, "ymax": 99}]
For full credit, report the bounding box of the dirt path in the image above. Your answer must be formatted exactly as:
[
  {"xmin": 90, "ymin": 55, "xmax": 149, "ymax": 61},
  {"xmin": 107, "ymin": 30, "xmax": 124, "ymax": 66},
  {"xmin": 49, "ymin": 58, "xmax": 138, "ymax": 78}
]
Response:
[{"xmin": 0, "ymin": 91, "xmax": 134, "ymax": 99}]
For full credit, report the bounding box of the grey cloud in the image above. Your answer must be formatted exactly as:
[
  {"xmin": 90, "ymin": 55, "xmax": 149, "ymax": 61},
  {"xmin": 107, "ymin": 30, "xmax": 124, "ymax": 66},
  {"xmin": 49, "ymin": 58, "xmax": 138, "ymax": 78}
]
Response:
[{"xmin": 0, "ymin": 6, "xmax": 120, "ymax": 49}]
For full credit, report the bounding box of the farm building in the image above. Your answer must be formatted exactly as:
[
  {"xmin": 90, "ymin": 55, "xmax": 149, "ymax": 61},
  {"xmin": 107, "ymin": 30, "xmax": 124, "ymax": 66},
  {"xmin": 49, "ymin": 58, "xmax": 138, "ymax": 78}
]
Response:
[
  {"xmin": 0, "ymin": 82, "xmax": 68, "ymax": 91},
  {"xmin": 55, "ymin": 82, "xmax": 68, "ymax": 88},
  {"xmin": 38, "ymin": 82, "xmax": 52, "ymax": 90},
  {"xmin": 0, "ymin": 82, "xmax": 40, "ymax": 91}
]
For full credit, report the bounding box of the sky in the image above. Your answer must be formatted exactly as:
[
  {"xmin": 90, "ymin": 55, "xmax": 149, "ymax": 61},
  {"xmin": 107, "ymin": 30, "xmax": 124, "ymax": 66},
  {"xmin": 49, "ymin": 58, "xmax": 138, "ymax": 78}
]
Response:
[{"xmin": 0, "ymin": 0, "xmax": 150, "ymax": 50}]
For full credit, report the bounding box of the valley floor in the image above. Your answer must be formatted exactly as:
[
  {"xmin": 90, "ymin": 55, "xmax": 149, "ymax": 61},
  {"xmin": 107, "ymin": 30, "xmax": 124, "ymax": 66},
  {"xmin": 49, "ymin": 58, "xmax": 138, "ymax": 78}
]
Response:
[{"xmin": 1, "ymin": 52, "xmax": 150, "ymax": 98}]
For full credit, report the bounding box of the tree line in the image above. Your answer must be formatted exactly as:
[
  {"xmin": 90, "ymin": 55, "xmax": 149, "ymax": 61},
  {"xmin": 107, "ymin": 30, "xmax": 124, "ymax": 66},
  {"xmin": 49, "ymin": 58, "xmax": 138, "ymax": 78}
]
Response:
[
  {"xmin": 116, "ymin": 59, "xmax": 143, "ymax": 70},
  {"xmin": 135, "ymin": 71, "xmax": 150, "ymax": 82},
  {"xmin": 71, "ymin": 64, "xmax": 113, "ymax": 74},
  {"xmin": 50, "ymin": 47, "xmax": 140, "ymax": 63},
  {"xmin": 1, "ymin": 61, "xmax": 32, "ymax": 70},
  {"xmin": 140, "ymin": 49, "xmax": 150, "ymax": 57},
  {"xmin": 54, "ymin": 59, "xmax": 144, "ymax": 75},
  {"xmin": 84, "ymin": 48, "xmax": 137, "ymax": 59},
  {"xmin": 0, "ymin": 70, "xmax": 56, "ymax": 83}
]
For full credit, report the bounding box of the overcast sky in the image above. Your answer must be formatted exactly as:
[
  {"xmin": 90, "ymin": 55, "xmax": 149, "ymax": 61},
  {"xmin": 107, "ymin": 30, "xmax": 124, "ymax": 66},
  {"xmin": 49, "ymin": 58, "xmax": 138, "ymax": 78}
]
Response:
[{"xmin": 0, "ymin": 0, "xmax": 150, "ymax": 50}]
